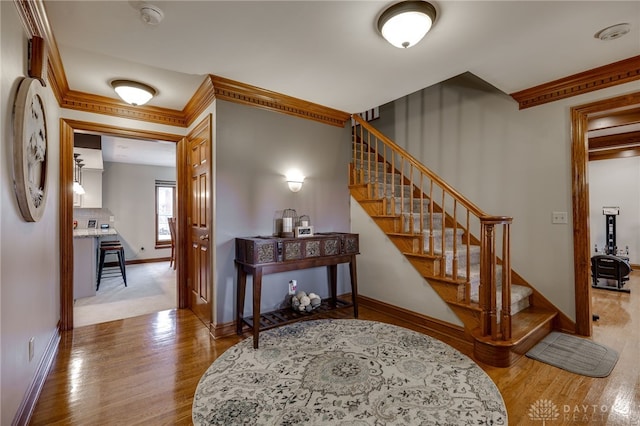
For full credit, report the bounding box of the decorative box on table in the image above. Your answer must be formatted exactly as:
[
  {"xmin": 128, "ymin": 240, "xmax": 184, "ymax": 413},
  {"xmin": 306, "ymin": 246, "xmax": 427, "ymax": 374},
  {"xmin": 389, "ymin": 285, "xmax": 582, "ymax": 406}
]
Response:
[{"xmin": 235, "ymin": 232, "xmax": 359, "ymax": 265}]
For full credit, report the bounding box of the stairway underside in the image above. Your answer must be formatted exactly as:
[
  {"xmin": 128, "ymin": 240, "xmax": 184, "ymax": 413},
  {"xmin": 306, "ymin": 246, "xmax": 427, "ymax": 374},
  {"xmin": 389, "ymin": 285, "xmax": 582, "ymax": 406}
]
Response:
[{"xmin": 351, "ymin": 182, "xmax": 558, "ymax": 367}]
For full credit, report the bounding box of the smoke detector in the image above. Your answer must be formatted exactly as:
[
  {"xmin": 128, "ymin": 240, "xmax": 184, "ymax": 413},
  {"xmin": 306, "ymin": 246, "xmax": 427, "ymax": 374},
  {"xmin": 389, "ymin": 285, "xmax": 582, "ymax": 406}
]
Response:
[
  {"xmin": 139, "ymin": 3, "xmax": 164, "ymax": 25},
  {"xmin": 594, "ymin": 23, "xmax": 631, "ymax": 41}
]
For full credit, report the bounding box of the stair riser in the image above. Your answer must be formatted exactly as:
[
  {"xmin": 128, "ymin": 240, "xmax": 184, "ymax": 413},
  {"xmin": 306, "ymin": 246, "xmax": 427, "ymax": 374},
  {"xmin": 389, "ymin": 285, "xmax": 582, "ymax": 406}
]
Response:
[
  {"xmin": 444, "ymin": 248, "xmax": 481, "ymax": 276},
  {"xmin": 362, "ymin": 173, "xmax": 403, "ymax": 185},
  {"xmin": 374, "ymin": 185, "xmax": 414, "ymax": 198},
  {"xmin": 422, "ymin": 229, "xmax": 464, "ymax": 253},
  {"xmin": 354, "ymin": 161, "xmax": 387, "ymax": 172},
  {"xmin": 403, "ymin": 213, "xmax": 444, "ymax": 232},
  {"xmin": 388, "ymin": 198, "xmax": 432, "ymax": 215}
]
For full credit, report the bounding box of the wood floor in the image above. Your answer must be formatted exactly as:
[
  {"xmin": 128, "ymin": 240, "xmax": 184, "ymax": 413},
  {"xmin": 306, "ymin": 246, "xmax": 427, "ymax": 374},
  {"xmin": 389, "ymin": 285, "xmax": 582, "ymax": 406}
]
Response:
[{"xmin": 30, "ymin": 273, "xmax": 639, "ymax": 425}]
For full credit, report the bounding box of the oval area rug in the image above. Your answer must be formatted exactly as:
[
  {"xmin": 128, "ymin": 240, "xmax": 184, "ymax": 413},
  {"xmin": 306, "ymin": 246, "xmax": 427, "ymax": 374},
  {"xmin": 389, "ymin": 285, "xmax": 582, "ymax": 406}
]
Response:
[{"xmin": 193, "ymin": 319, "xmax": 507, "ymax": 425}]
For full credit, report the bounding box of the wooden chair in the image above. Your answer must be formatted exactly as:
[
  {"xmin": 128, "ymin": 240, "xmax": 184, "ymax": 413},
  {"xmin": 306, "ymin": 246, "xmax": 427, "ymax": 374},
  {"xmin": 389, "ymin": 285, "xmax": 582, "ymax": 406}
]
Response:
[{"xmin": 168, "ymin": 217, "xmax": 177, "ymax": 270}]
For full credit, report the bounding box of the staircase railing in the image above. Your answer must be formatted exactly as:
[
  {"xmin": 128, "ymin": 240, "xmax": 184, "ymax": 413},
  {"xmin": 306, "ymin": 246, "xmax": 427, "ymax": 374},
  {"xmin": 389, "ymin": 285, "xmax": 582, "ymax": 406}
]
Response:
[{"xmin": 350, "ymin": 115, "xmax": 513, "ymax": 340}]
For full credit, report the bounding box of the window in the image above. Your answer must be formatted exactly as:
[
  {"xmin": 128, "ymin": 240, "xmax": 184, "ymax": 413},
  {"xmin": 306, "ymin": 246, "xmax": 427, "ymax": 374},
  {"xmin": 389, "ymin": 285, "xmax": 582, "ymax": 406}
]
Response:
[{"xmin": 156, "ymin": 180, "xmax": 176, "ymax": 247}]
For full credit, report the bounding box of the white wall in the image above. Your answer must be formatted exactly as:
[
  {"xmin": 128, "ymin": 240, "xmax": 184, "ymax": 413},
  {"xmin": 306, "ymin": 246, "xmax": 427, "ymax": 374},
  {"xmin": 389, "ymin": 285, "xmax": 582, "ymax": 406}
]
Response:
[
  {"xmin": 589, "ymin": 157, "xmax": 640, "ymax": 263},
  {"xmin": 1, "ymin": 3, "xmax": 61, "ymax": 422},
  {"xmin": 366, "ymin": 73, "xmax": 640, "ymax": 322},
  {"xmin": 212, "ymin": 100, "xmax": 352, "ymax": 325},
  {"xmin": 102, "ymin": 161, "xmax": 177, "ymax": 261}
]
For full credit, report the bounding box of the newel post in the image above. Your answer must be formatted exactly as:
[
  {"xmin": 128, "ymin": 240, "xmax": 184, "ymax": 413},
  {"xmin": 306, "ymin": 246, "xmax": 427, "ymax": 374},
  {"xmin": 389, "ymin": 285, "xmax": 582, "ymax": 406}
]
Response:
[{"xmin": 479, "ymin": 220, "xmax": 498, "ymax": 338}]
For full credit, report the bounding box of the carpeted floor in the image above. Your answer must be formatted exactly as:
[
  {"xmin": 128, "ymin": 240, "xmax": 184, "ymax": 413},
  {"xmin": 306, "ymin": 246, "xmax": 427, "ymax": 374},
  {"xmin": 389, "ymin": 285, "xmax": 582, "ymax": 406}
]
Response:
[
  {"xmin": 193, "ymin": 319, "xmax": 507, "ymax": 425},
  {"xmin": 74, "ymin": 261, "xmax": 176, "ymax": 327}
]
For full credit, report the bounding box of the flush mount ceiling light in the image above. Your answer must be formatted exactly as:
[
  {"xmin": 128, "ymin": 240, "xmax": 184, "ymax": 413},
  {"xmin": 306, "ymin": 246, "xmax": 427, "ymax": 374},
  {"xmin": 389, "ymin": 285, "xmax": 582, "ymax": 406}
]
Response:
[
  {"xmin": 377, "ymin": 0, "xmax": 437, "ymax": 48},
  {"xmin": 110, "ymin": 79, "xmax": 157, "ymax": 106},
  {"xmin": 594, "ymin": 23, "xmax": 631, "ymax": 41}
]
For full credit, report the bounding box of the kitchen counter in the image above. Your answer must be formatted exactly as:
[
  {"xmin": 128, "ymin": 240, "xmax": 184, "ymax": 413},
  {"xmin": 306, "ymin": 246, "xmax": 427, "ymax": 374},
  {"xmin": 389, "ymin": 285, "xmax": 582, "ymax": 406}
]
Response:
[
  {"xmin": 73, "ymin": 227, "xmax": 118, "ymax": 299},
  {"xmin": 73, "ymin": 228, "xmax": 118, "ymax": 238}
]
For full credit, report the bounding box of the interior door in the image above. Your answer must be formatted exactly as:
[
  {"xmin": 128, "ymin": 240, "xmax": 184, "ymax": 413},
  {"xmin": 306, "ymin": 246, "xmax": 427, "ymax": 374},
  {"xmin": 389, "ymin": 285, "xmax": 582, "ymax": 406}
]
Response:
[{"xmin": 187, "ymin": 115, "xmax": 213, "ymax": 327}]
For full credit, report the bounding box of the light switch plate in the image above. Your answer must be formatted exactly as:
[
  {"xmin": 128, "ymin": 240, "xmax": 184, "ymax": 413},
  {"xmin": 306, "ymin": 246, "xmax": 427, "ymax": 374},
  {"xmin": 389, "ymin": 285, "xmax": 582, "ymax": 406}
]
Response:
[{"xmin": 552, "ymin": 211, "xmax": 568, "ymax": 224}]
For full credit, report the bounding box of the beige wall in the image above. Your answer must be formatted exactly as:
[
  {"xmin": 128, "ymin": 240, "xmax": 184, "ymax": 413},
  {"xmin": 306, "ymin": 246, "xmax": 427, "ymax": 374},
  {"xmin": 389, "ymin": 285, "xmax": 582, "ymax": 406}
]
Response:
[{"xmin": 1, "ymin": 3, "xmax": 61, "ymax": 422}]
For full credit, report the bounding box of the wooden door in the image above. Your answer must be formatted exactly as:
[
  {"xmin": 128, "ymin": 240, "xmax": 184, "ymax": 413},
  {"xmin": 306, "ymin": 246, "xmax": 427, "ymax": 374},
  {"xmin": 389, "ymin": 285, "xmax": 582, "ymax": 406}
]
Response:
[{"xmin": 187, "ymin": 116, "xmax": 213, "ymax": 327}]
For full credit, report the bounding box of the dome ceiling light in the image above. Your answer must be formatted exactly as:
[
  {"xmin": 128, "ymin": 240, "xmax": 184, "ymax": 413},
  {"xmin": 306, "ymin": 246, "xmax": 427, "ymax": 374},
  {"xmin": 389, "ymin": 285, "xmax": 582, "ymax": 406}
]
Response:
[
  {"xmin": 110, "ymin": 79, "xmax": 157, "ymax": 106},
  {"xmin": 377, "ymin": 1, "xmax": 437, "ymax": 49}
]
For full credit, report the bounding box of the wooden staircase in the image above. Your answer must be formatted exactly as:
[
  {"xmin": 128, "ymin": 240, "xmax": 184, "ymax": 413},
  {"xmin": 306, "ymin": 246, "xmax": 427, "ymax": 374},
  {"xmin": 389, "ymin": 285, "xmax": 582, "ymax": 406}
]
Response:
[{"xmin": 350, "ymin": 115, "xmax": 563, "ymax": 367}]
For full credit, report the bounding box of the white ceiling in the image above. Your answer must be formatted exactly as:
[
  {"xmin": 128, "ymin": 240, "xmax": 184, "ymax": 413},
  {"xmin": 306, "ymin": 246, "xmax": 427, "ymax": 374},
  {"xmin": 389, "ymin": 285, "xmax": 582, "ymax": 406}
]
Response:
[{"xmin": 44, "ymin": 1, "xmax": 640, "ymax": 164}]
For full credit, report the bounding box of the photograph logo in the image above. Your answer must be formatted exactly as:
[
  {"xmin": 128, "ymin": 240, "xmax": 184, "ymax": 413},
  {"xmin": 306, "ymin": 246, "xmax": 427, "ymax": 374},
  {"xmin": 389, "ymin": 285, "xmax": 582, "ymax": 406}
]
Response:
[{"xmin": 528, "ymin": 399, "xmax": 560, "ymax": 424}]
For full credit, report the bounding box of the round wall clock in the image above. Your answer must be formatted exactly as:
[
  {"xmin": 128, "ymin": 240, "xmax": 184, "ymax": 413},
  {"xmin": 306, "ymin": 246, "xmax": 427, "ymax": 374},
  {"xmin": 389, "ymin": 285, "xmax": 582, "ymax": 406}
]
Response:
[{"xmin": 13, "ymin": 77, "xmax": 48, "ymax": 222}]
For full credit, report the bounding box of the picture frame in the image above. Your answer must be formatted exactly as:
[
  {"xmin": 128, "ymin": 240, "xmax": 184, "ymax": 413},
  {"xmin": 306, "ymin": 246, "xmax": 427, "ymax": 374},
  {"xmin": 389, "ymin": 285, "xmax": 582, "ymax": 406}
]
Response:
[
  {"xmin": 295, "ymin": 226, "xmax": 314, "ymax": 238},
  {"xmin": 87, "ymin": 219, "xmax": 97, "ymax": 229}
]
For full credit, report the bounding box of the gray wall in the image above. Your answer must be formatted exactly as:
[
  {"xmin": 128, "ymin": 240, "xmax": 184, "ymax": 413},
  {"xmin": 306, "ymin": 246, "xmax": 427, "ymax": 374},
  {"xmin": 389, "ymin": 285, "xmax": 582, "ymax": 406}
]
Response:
[
  {"xmin": 359, "ymin": 72, "xmax": 639, "ymax": 321},
  {"xmin": 214, "ymin": 100, "xmax": 352, "ymax": 325},
  {"xmin": 1, "ymin": 3, "xmax": 61, "ymax": 422},
  {"xmin": 102, "ymin": 161, "xmax": 176, "ymax": 261}
]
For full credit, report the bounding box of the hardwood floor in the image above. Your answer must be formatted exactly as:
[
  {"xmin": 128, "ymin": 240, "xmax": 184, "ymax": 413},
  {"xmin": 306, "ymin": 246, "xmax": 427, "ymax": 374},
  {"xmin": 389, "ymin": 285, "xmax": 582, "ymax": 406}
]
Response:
[{"xmin": 30, "ymin": 273, "xmax": 639, "ymax": 425}]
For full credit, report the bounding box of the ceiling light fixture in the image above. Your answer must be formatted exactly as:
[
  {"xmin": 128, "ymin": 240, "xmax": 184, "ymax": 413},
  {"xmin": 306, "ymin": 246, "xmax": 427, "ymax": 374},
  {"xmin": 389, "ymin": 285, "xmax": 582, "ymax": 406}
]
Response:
[
  {"xmin": 110, "ymin": 79, "xmax": 157, "ymax": 106},
  {"xmin": 377, "ymin": 1, "xmax": 437, "ymax": 49},
  {"xmin": 594, "ymin": 23, "xmax": 631, "ymax": 41}
]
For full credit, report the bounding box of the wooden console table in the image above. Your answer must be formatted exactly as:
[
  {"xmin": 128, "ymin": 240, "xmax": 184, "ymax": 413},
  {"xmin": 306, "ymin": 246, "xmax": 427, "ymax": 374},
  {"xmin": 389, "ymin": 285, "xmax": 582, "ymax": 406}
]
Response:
[{"xmin": 235, "ymin": 233, "xmax": 359, "ymax": 348}]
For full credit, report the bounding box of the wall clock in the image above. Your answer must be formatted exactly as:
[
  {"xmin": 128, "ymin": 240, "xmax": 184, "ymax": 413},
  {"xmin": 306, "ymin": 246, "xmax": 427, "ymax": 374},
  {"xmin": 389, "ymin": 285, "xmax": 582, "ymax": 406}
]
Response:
[{"xmin": 13, "ymin": 77, "xmax": 48, "ymax": 222}]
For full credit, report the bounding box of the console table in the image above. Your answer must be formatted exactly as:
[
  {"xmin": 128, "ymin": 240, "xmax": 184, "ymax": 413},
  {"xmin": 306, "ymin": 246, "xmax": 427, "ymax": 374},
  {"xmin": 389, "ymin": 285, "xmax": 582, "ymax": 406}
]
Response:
[{"xmin": 235, "ymin": 233, "xmax": 359, "ymax": 348}]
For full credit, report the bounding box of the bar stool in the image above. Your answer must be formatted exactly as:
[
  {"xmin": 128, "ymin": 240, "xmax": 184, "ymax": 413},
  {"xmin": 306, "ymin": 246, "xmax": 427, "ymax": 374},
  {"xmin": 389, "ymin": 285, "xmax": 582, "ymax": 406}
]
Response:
[{"xmin": 97, "ymin": 240, "xmax": 127, "ymax": 290}]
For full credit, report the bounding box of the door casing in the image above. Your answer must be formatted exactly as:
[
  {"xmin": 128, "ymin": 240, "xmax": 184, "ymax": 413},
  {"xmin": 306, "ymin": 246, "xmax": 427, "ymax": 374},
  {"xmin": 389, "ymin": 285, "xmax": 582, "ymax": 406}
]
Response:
[{"xmin": 59, "ymin": 119, "xmax": 186, "ymax": 330}]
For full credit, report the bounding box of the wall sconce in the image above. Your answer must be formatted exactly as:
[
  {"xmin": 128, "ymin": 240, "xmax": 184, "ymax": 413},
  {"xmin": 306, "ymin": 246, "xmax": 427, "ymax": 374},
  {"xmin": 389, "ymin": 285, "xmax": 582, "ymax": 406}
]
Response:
[
  {"xmin": 110, "ymin": 79, "xmax": 157, "ymax": 106},
  {"xmin": 377, "ymin": 0, "xmax": 437, "ymax": 48},
  {"xmin": 285, "ymin": 170, "xmax": 305, "ymax": 192}
]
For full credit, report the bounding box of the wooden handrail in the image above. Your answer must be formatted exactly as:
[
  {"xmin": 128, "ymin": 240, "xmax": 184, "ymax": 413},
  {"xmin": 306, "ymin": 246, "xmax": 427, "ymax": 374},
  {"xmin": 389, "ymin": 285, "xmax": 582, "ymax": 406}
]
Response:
[
  {"xmin": 351, "ymin": 114, "xmax": 514, "ymax": 341},
  {"xmin": 353, "ymin": 115, "xmax": 489, "ymax": 219}
]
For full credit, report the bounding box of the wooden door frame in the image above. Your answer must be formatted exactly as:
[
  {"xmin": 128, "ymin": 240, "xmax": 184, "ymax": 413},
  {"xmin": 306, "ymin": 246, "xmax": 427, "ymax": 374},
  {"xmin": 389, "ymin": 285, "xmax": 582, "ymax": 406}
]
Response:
[
  {"xmin": 571, "ymin": 91, "xmax": 640, "ymax": 337},
  {"xmin": 59, "ymin": 119, "xmax": 187, "ymax": 331}
]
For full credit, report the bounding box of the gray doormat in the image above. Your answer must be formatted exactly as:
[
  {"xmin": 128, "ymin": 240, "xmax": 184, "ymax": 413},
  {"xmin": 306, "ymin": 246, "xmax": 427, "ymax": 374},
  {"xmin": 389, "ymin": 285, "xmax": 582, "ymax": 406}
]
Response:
[{"xmin": 526, "ymin": 332, "xmax": 618, "ymax": 377}]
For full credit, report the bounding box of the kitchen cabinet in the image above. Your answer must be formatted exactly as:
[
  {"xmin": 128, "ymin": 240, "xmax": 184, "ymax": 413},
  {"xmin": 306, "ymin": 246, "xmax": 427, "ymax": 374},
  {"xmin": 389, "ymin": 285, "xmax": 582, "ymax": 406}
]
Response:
[
  {"xmin": 73, "ymin": 235, "xmax": 97, "ymax": 298},
  {"xmin": 78, "ymin": 168, "xmax": 103, "ymax": 208}
]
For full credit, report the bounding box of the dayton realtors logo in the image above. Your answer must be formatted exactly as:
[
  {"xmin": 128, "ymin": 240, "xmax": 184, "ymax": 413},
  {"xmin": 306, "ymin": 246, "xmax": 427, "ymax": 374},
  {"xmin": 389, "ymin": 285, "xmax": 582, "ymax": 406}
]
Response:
[
  {"xmin": 528, "ymin": 399, "xmax": 560, "ymax": 424},
  {"xmin": 529, "ymin": 399, "xmax": 612, "ymax": 423}
]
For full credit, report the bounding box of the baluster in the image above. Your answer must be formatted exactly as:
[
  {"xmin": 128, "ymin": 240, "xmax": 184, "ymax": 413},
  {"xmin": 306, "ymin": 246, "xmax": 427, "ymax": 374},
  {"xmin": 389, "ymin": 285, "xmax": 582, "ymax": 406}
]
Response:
[
  {"xmin": 465, "ymin": 211, "xmax": 471, "ymax": 302},
  {"xmin": 501, "ymin": 223, "xmax": 512, "ymax": 340},
  {"xmin": 452, "ymin": 200, "xmax": 458, "ymax": 281},
  {"xmin": 429, "ymin": 181, "xmax": 434, "ymax": 256},
  {"xmin": 440, "ymin": 191, "xmax": 446, "ymax": 276}
]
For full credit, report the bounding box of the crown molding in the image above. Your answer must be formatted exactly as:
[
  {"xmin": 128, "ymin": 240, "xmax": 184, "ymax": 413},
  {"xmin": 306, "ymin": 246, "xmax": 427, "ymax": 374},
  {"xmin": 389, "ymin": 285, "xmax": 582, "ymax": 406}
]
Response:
[
  {"xmin": 208, "ymin": 75, "xmax": 350, "ymax": 127},
  {"xmin": 511, "ymin": 56, "xmax": 640, "ymax": 109},
  {"xmin": 15, "ymin": 0, "xmax": 349, "ymax": 129},
  {"xmin": 183, "ymin": 77, "xmax": 216, "ymax": 128},
  {"xmin": 61, "ymin": 90, "xmax": 187, "ymax": 127}
]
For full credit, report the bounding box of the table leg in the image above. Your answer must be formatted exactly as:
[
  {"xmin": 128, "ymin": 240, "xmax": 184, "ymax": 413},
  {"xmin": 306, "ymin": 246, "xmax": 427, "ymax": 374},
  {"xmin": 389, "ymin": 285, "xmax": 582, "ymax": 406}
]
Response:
[
  {"xmin": 349, "ymin": 255, "xmax": 359, "ymax": 318},
  {"xmin": 236, "ymin": 263, "xmax": 247, "ymax": 335},
  {"xmin": 328, "ymin": 264, "xmax": 337, "ymax": 307},
  {"xmin": 252, "ymin": 267, "xmax": 263, "ymax": 349}
]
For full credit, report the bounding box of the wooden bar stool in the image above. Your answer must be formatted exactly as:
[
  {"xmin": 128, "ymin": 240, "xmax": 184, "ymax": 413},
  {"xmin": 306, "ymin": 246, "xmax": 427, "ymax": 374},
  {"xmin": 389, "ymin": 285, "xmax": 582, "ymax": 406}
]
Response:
[{"xmin": 97, "ymin": 240, "xmax": 127, "ymax": 290}]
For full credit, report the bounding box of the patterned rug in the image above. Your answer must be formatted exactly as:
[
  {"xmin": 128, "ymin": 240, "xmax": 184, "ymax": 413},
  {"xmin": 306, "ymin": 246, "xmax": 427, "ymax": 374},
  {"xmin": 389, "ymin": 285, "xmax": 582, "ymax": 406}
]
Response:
[{"xmin": 193, "ymin": 319, "xmax": 507, "ymax": 425}]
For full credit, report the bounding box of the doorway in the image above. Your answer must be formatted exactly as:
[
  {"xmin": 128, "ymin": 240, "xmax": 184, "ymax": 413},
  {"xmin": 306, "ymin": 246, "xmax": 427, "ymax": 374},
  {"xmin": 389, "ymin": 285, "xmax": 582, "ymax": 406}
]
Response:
[
  {"xmin": 59, "ymin": 119, "xmax": 187, "ymax": 331},
  {"xmin": 571, "ymin": 91, "xmax": 640, "ymax": 336}
]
